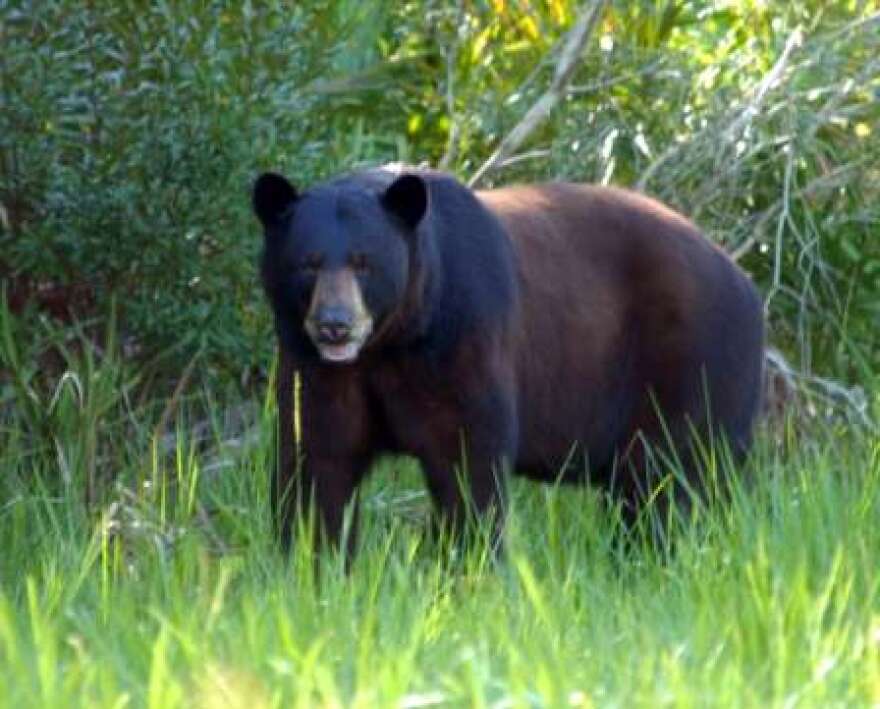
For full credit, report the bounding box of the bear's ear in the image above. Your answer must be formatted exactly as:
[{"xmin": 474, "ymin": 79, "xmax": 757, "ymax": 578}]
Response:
[
  {"xmin": 381, "ymin": 174, "xmax": 429, "ymax": 230},
  {"xmin": 253, "ymin": 172, "xmax": 298, "ymax": 227}
]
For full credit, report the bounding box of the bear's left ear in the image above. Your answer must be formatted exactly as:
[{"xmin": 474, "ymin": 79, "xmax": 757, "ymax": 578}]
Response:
[
  {"xmin": 253, "ymin": 172, "xmax": 298, "ymax": 227},
  {"xmin": 381, "ymin": 174, "xmax": 429, "ymax": 230}
]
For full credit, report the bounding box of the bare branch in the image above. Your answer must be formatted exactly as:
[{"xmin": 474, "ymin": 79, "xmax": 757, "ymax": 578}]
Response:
[
  {"xmin": 567, "ymin": 57, "xmax": 666, "ymax": 95},
  {"xmin": 498, "ymin": 149, "xmax": 551, "ymax": 169},
  {"xmin": 439, "ymin": 4, "xmax": 466, "ymax": 171},
  {"xmin": 637, "ymin": 27, "xmax": 803, "ymax": 191},
  {"xmin": 731, "ymin": 163, "xmax": 858, "ymax": 262},
  {"xmin": 763, "ymin": 347, "xmax": 875, "ymax": 432},
  {"xmin": 723, "ymin": 27, "xmax": 803, "ymax": 144},
  {"xmin": 438, "ymin": 44, "xmax": 460, "ymax": 171},
  {"xmin": 468, "ymin": 0, "xmax": 608, "ymax": 188}
]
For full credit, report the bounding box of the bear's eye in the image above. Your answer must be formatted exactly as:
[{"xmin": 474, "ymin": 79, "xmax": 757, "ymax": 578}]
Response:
[
  {"xmin": 349, "ymin": 252, "xmax": 370, "ymax": 274},
  {"xmin": 299, "ymin": 254, "xmax": 323, "ymax": 275}
]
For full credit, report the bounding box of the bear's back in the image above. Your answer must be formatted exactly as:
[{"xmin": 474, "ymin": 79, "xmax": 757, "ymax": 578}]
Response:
[{"xmin": 477, "ymin": 182, "xmax": 764, "ymax": 479}]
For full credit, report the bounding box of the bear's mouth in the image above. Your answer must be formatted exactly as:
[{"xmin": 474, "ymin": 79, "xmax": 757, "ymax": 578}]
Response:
[
  {"xmin": 315, "ymin": 339, "xmax": 363, "ymax": 363},
  {"xmin": 308, "ymin": 319, "xmax": 373, "ymax": 364}
]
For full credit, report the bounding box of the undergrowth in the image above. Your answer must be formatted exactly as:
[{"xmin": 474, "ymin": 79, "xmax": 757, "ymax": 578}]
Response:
[{"xmin": 1, "ymin": 316, "xmax": 878, "ymax": 707}]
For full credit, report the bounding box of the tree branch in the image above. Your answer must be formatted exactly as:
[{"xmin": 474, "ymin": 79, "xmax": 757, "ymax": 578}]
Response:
[
  {"xmin": 637, "ymin": 26, "xmax": 803, "ymax": 191},
  {"xmin": 468, "ymin": 0, "xmax": 608, "ymax": 188}
]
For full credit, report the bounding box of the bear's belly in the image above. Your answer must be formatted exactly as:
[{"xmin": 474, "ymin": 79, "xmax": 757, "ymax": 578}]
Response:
[{"xmin": 513, "ymin": 393, "xmax": 633, "ymax": 483}]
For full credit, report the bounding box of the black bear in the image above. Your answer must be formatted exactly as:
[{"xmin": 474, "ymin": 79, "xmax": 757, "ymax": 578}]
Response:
[{"xmin": 253, "ymin": 166, "xmax": 764, "ymax": 553}]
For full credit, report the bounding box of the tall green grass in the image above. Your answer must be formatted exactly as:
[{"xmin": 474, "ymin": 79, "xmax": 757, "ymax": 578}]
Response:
[{"xmin": 1, "ymin": 349, "xmax": 878, "ymax": 706}]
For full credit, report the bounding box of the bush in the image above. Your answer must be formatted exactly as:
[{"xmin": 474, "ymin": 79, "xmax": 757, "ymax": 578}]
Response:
[
  {"xmin": 1, "ymin": 1, "xmax": 366, "ymax": 378},
  {"xmin": 2, "ymin": 0, "xmax": 877, "ymax": 383}
]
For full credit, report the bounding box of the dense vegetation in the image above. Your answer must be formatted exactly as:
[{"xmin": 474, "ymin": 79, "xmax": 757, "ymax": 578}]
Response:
[
  {"xmin": 1, "ymin": 1, "xmax": 878, "ymax": 706},
  {"xmin": 3, "ymin": 0, "xmax": 878, "ymax": 377},
  {"xmin": 2, "ymin": 418, "xmax": 879, "ymax": 706}
]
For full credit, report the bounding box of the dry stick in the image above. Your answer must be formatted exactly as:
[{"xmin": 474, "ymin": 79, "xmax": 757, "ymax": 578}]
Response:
[
  {"xmin": 439, "ymin": 4, "xmax": 465, "ymax": 171},
  {"xmin": 498, "ymin": 149, "xmax": 551, "ymax": 169},
  {"xmin": 438, "ymin": 43, "xmax": 460, "ymax": 170},
  {"xmin": 731, "ymin": 164, "xmax": 858, "ymax": 262},
  {"xmin": 723, "ymin": 27, "xmax": 803, "ymax": 144},
  {"xmin": 637, "ymin": 26, "xmax": 804, "ymax": 192},
  {"xmin": 151, "ymin": 348, "xmax": 202, "ymax": 457},
  {"xmin": 823, "ymin": 9, "xmax": 880, "ymax": 41},
  {"xmin": 764, "ymin": 346, "xmax": 875, "ymax": 431},
  {"xmin": 567, "ymin": 57, "xmax": 666, "ymax": 95},
  {"xmin": 467, "ymin": 0, "xmax": 608, "ymax": 188},
  {"xmin": 811, "ymin": 56, "xmax": 880, "ymax": 140}
]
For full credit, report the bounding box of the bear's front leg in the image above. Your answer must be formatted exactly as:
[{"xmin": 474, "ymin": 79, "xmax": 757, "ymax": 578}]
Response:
[
  {"xmin": 275, "ymin": 350, "xmax": 373, "ymax": 557},
  {"xmin": 418, "ymin": 386, "xmax": 518, "ymax": 550},
  {"xmin": 274, "ymin": 347, "xmax": 297, "ymax": 550}
]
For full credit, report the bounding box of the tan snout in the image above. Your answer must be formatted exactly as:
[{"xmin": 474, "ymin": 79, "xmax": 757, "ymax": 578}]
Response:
[{"xmin": 304, "ymin": 268, "xmax": 373, "ymax": 363}]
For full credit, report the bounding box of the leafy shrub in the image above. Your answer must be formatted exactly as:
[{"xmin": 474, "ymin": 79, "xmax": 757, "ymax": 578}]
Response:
[
  {"xmin": 1, "ymin": 1, "xmax": 365, "ymax": 377},
  {"xmin": 2, "ymin": 0, "xmax": 877, "ymax": 383}
]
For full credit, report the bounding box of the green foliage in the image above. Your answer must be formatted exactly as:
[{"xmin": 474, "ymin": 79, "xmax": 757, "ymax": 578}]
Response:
[
  {"xmin": 1, "ymin": 1, "xmax": 360, "ymax": 375},
  {"xmin": 2, "ymin": 0, "xmax": 878, "ymax": 379},
  {"xmin": 0, "ymin": 297, "xmax": 140, "ymax": 502}
]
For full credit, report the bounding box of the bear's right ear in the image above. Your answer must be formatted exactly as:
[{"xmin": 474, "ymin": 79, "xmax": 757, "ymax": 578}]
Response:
[
  {"xmin": 253, "ymin": 172, "xmax": 298, "ymax": 227},
  {"xmin": 381, "ymin": 174, "xmax": 428, "ymax": 231}
]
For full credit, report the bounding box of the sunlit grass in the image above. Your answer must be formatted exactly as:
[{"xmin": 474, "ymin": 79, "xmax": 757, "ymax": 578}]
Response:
[{"xmin": 1, "ymin": 386, "xmax": 878, "ymax": 707}]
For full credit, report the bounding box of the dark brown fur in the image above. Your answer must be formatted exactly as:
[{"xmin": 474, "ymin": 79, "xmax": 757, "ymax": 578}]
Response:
[{"xmin": 481, "ymin": 184, "xmax": 764, "ymax": 505}]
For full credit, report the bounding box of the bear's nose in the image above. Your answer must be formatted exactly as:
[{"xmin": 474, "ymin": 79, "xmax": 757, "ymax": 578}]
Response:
[
  {"xmin": 318, "ymin": 321, "xmax": 351, "ymax": 343},
  {"xmin": 314, "ymin": 307, "xmax": 354, "ymax": 343}
]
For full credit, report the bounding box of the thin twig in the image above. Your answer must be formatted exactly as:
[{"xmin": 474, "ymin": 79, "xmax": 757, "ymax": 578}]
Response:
[
  {"xmin": 822, "ymin": 9, "xmax": 880, "ymax": 41},
  {"xmin": 439, "ymin": 4, "xmax": 465, "ymax": 171},
  {"xmin": 567, "ymin": 57, "xmax": 666, "ymax": 94},
  {"xmin": 637, "ymin": 27, "xmax": 803, "ymax": 191},
  {"xmin": 152, "ymin": 348, "xmax": 202, "ymax": 452},
  {"xmin": 731, "ymin": 163, "xmax": 859, "ymax": 262},
  {"xmin": 468, "ymin": 0, "xmax": 608, "ymax": 188},
  {"xmin": 723, "ymin": 27, "xmax": 803, "ymax": 144},
  {"xmin": 498, "ymin": 149, "xmax": 551, "ymax": 169}
]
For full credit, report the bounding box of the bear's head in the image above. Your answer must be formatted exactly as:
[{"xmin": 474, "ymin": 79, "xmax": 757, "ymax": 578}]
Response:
[{"xmin": 253, "ymin": 171, "xmax": 429, "ymax": 363}]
